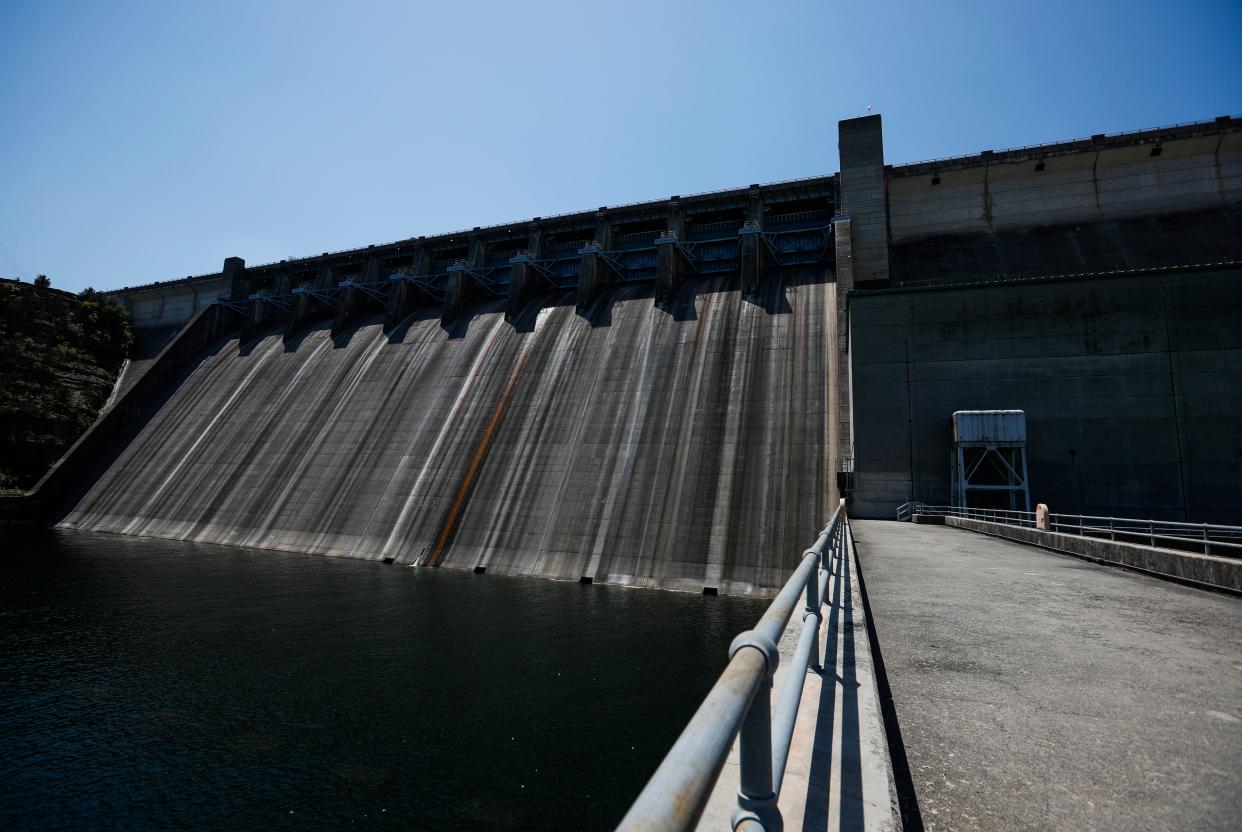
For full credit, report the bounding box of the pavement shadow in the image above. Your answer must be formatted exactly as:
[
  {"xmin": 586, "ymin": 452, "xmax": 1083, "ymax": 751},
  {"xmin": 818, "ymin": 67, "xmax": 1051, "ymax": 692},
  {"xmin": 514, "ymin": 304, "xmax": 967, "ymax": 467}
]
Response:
[{"xmin": 801, "ymin": 540, "xmax": 865, "ymax": 831}]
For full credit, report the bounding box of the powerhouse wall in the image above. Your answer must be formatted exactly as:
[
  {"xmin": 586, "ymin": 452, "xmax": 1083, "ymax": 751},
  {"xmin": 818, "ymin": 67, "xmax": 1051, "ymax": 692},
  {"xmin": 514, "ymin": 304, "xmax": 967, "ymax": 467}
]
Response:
[{"xmin": 849, "ymin": 265, "xmax": 1242, "ymax": 523}]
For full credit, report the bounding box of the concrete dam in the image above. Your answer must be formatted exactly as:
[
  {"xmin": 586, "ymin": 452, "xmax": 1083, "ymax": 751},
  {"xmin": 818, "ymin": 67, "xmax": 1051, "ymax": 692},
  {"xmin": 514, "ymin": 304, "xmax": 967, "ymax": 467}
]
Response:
[
  {"xmin": 16, "ymin": 112, "xmax": 1240, "ymax": 593},
  {"xmin": 61, "ymin": 274, "xmax": 838, "ymax": 595}
]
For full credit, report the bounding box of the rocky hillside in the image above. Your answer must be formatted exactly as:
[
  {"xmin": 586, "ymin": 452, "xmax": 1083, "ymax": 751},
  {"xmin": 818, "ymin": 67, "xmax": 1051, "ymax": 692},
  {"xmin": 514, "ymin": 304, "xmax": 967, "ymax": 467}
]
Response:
[{"xmin": 0, "ymin": 279, "xmax": 131, "ymax": 491}]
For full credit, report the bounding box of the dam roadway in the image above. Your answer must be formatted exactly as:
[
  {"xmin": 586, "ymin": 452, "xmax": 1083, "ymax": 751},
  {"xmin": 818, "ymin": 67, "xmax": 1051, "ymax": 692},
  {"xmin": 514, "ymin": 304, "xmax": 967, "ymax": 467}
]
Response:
[{"xmin": 852, "ymin": 520, "xmax": 1242, "ymax": 831}]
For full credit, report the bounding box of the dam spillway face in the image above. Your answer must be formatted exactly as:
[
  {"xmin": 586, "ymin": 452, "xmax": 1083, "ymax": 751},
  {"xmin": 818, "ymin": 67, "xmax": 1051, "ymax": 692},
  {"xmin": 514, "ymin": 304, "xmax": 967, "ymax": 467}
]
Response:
[{"xmin": 62, "ymin": 276, "xmax": 835, "ymax": 595}]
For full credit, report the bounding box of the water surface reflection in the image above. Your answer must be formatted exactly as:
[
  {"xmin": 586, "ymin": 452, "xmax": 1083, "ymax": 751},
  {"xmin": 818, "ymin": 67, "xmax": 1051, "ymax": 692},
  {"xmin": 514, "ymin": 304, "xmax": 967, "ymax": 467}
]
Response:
[{"xmin": 1, "ymin": 529, "xmax": 763, "ymax": 830}]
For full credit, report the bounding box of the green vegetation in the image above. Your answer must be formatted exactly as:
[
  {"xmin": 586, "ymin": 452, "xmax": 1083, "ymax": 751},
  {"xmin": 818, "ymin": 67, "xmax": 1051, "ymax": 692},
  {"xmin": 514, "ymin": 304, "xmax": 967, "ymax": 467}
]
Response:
[{"xmin": 0, "ymin": 279, "xmax": 131, "ymax": 491}]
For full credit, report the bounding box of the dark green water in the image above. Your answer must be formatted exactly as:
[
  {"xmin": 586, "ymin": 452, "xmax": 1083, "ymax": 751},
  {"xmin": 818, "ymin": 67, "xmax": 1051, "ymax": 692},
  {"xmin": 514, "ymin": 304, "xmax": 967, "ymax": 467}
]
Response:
[{"xmin": 0, "ymin": 529, "xmax": 764, "ymax": 830}]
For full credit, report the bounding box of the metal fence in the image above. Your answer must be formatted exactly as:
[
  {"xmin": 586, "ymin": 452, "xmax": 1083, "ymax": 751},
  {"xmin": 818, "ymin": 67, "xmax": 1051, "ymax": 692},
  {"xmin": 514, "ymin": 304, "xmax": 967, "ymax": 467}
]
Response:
[
  {"xmin": 616, "ymin": 500, "xmax": 849, "ymax": 832},
  {"xmin": 896, "ymin": 503, "xmax": 1242, "ymax": 558}
]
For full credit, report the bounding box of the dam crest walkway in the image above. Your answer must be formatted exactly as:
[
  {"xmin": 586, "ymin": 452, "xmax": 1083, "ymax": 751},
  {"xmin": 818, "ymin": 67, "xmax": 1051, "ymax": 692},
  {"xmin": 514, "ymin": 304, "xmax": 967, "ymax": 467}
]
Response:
[{"xmin": 663, "ymin": 517, "xmax": 1241, "ymax": 831}]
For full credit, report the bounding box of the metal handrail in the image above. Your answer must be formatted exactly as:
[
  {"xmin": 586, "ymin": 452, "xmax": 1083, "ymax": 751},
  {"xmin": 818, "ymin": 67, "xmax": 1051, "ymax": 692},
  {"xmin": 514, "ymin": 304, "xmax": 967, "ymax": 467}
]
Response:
[
  {"xmin": 617, "ymin": 500, "xmax": 848, "ymax": 832},
  {"xmin": 899, "ymin": 503, "xmax": 1242, "ymax": 558},
  {"xmin": 905, "ymin": 504, "xmax": 1037, "ymax": 526}
]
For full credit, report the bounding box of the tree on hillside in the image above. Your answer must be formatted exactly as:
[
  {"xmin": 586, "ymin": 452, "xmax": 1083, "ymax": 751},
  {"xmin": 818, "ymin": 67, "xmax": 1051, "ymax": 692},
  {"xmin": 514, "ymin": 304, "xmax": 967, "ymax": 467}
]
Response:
[{"xmin": 34, "ymin": 275, "xmax": 50, "ymax": 288}]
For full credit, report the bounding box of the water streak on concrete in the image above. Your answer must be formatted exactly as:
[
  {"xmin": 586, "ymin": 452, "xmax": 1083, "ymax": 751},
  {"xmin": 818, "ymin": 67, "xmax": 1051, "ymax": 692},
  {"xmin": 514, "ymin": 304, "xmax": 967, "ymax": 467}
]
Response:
[{"xmin": 61, "ymin": 275, "xmax": 836, "ymax": 595}]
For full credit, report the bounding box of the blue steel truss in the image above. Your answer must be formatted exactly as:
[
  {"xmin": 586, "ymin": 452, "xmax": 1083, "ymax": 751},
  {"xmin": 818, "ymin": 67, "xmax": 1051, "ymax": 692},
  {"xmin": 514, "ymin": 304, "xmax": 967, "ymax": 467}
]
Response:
[
  {"xmin": 292, "ymin": 286, "xmax": 341, "ymax": 307},
  {"xmin": 581, "ymin": 242, "xmax": 658, "ymax": 283},
  {"xmin": 572, "ymin": 221, "xmax": 836, "ymax": 284},
  {"xmin": 215, "ymin": 224, "xmax": 836, "ymax": 322},
  {"xmin": 338, "ymin": 279, "xmax": 388, "ymax": 303},
  {"xmin": 388, "ymin": 270, "xmax": 448, "ymax": 301},
  {"xmin": 447, "ymin": 262, "xmax": 509, "ymax": 294},
  {"xmin": 758, "ymin": 225, "xmax": 835, "ymax": 266},
  {"xmin": 509, "ymin": 253, "xmax": 577, "ymax": 289},
  {"xmin": 212, "ymin": 297, "xmax": 249, "ymax": 313},
  {"xmin": 248, "ymin": 292, "xmax": 291, "ymax": 311}
]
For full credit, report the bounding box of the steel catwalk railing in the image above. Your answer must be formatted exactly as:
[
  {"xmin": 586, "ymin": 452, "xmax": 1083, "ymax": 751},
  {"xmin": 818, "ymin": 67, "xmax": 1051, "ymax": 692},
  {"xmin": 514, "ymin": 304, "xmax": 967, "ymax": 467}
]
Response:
[
  {"xmin": 896, "ymin": 503, "xmax": 1242, "ymax": 558},
  {"xmin": 616, "ymin": 500, "xmax": 848, "ymax": 832}
]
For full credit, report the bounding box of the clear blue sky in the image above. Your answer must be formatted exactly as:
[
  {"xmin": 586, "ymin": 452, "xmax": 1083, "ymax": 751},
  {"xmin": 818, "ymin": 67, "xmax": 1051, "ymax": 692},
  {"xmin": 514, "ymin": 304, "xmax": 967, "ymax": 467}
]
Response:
[{"xmin": 2, "ymin": 0, "xmax": 1239, "ymax": 293}]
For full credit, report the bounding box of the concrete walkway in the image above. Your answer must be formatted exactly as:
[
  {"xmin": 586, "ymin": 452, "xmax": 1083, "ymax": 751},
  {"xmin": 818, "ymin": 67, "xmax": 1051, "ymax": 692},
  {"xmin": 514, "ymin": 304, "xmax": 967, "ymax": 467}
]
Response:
[{"xmin": 853, "ymin": 519, "xmax": 1242, "ymax": 831}]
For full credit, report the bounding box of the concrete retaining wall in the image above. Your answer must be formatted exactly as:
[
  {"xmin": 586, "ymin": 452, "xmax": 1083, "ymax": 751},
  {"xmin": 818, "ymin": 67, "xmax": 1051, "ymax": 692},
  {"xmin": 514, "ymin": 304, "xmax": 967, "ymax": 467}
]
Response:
[
  {"xmin": 886, "ymin": 121, "xmax": 1242, "ymax": 286},
  {"xmin": 889, "ymin": 127, "xmax": 1242, "ymax": 243},
  {"xmin": 849, "ymin": 265, "xmax": 1242, "ymax": 522},
  {"xmin": 944, "ymin": 516, "xmax": 1242, "ymax": 593},
  {"xmin": 107, "ymin": 274, "xmax": 229, "ymax": 330}
]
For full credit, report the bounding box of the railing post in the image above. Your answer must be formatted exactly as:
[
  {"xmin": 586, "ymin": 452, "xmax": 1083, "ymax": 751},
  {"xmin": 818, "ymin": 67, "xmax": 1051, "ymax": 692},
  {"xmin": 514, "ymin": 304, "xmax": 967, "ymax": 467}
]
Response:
[
  {"xmin": 1204, "ymin": 525, "xmax": 1211, "ymax": 556},
  {"xmin": 842, "ymin": 514, "xmax": 850, "ymax": 571},
  {"xmin": 1150, "ymin": 520, "xmax": 1155, "ymax": 548},
  {"xmin": 730, "ymin": 631, "xmax": 782, "ymax": 832},
  {"xmin": 1110, "ymin": 517, "xmax": 1116, "ymax": 542},
  {"xmin": 806, "ymin": 550, "xmax": 822, "ymax": 673},
  {"xmin": 734, "ymin": 683, "xmax": 780, "ymax": 832}
]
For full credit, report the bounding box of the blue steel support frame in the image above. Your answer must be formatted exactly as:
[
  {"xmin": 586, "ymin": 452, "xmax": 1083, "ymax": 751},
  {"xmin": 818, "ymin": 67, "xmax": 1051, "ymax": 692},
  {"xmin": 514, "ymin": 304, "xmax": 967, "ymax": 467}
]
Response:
[
  {"xmin": 579, "ymin": 226, "xmax": 840, "ymax": 284},
  {"xmin": 248, "ymin": 292, "xmax": 291, "ymax": 312},
  {"xmin": 213, "ymin": 297, "xmax": 249, "ymax": 314},
  {"xmin": 447, "ymin": 262, "xmax": 508, "ymax": 294},
  {"xmin": 758, "ymin": 224, "xmax": 836, "ymax": 267},
  {"xmin": 338, "ymin": 278, "xmax": 389, "ymax": 303},
  {"xmin": 581, "ymin": 242, "xmax": 656, "ymax": 283},
  {"xmin": 292, "ymin": 285, "xmax": 341, "ymax": 307},
  {"xmin": 509, "ymin": 252, "xmax": 574, "ymax": 288},
  {"xmin": 375, "ymin": 222, "xmax": 835, "ymax": 317},
  {"xmin": 387, "ymin": 271, "xmax": 448, "ymax": 302}
]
